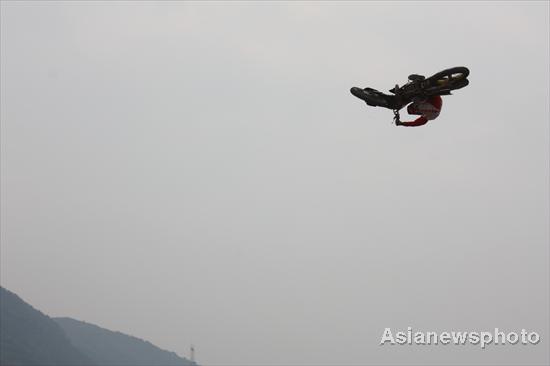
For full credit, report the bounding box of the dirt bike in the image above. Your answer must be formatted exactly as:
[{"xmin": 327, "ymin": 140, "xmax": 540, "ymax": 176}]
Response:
[{"xmin": 350, "ymin": 66, "xmax": 470, "ymax": 113}]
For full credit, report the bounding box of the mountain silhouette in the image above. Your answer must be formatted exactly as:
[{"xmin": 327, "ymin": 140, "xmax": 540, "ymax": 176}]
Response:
[
  {"xmin": 54, "ymin": 317, "xmax": 194, "ymax": 366},
  {"xmin": 0, "ymin": 287, "xmax": 93, "ymax": 365},
  {"xmin": 0, "ymin": 287, "xmax": 196, "ymax": 366}
]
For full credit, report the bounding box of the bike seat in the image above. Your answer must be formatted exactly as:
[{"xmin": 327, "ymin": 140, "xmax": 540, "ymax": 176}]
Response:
[{"xmin": 408, "ymin": 74, "xmax": 425, "ymax": 82}]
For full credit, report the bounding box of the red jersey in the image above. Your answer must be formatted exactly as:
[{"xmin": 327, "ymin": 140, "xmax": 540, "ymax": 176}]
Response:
[{"xmin": 400, "ymin": 95, "xmax": 443, "ymax": 127}]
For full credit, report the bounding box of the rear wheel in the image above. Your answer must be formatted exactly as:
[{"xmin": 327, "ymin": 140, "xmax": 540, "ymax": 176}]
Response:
[
  {"xmin": 423, "ymin": 66, "xmax": 470, "ymax": 95},
  {"xmin": 425, "ymin": 67, "xmax": 469, "ymax": 92}
]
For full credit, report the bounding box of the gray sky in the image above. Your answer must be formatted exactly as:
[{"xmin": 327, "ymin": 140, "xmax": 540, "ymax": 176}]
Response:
[{"xmin": 1, "ymin": 1, "xmax": 549, "ymax": 365}]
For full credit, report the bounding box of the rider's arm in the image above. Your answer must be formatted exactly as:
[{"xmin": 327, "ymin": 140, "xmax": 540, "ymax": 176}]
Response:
[{"xmin": 399, "ymin": 116, "xmax": 428, "ymax": 127}]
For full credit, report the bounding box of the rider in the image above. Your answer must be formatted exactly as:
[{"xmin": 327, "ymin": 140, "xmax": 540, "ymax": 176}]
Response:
[
  {"xmin": 351, "ymin": 73, "xmax": 446, "ymax": 127},
  {"xmin": 394, "ymin": 95, "xmax": 442, "ymax": 127}
]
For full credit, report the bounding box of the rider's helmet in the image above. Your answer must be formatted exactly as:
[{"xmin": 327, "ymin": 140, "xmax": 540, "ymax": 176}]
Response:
[{"xmin": 407, "ymin": 95, "xmax": 442, "ymax": 115}]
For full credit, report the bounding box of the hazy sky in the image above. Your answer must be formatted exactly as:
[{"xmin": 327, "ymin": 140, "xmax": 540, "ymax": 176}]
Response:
[{"xmin": 1, "ymin": 2, "xmax": 549, "ymax": 365}]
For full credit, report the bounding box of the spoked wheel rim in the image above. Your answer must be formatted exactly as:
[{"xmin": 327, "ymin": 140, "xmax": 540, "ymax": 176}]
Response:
[
  {"xmin": 430, "ymin": 67, "xmax": 469, "ymax": 86},
  {"xmin": 435, "ymin": 72, "xmax": 468, "ymax": 87},
  {"xmin": 426, "ymin": 67, "xmax": 470, "ymax": 91}
]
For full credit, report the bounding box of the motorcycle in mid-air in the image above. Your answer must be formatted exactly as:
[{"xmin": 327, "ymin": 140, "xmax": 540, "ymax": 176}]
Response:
[{"xmin": 350, "ymin": 66, "xmax": 470, "ymax": 120}]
